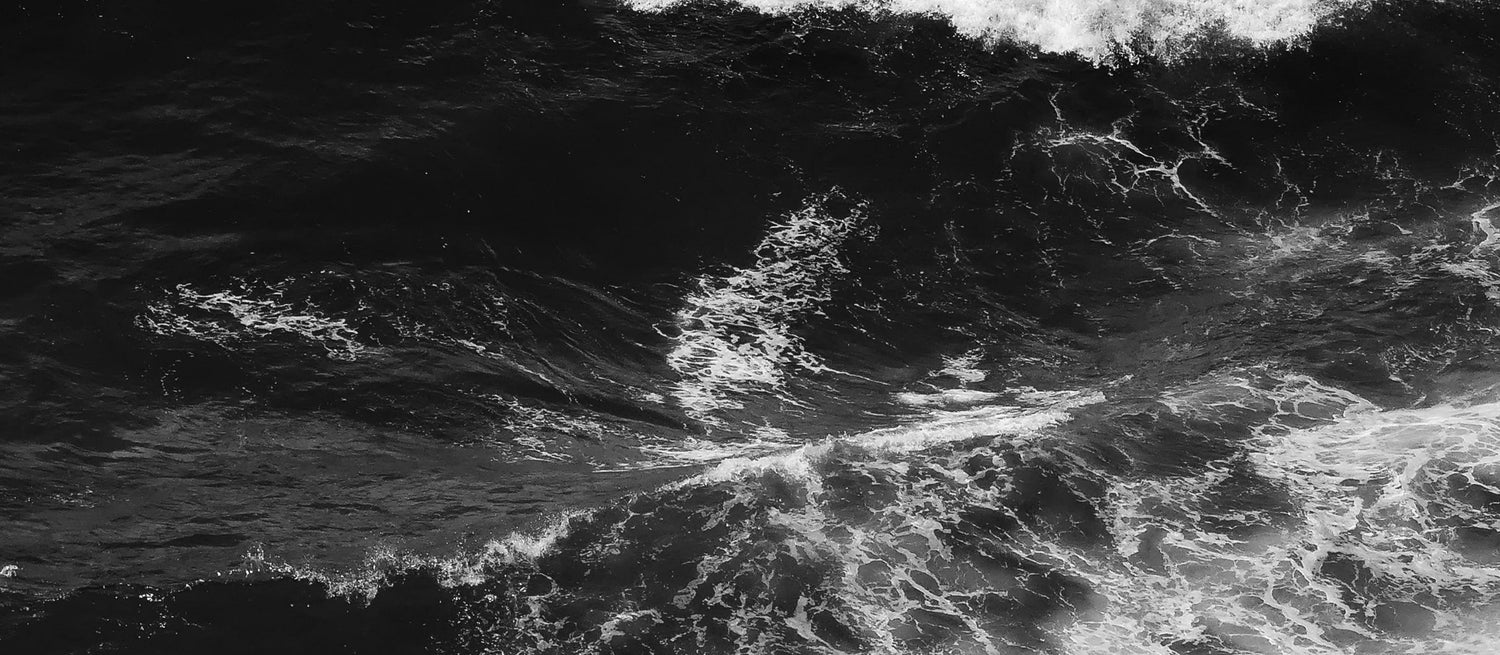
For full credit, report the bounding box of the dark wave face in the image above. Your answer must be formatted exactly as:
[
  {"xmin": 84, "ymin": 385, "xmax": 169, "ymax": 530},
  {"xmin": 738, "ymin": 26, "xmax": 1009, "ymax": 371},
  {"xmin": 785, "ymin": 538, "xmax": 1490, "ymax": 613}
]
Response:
[{"xmin": 4, "ymin": 0, "xmax": 1500, "ymax": 653}]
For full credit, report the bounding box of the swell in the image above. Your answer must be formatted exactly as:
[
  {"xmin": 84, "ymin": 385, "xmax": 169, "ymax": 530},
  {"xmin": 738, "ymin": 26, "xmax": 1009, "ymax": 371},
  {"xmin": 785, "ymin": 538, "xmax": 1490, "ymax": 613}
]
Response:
[{"xmin": 5, "ymin": 0, "xmax": 1500, "ymax": 653}]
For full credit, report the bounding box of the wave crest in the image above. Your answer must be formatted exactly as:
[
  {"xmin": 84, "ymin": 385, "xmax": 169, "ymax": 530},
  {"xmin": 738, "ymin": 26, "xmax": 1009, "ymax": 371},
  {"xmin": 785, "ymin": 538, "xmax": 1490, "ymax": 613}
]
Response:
[{"xmin": 627, "ymin": 0, "xmax": 1363, "ymax": 61}]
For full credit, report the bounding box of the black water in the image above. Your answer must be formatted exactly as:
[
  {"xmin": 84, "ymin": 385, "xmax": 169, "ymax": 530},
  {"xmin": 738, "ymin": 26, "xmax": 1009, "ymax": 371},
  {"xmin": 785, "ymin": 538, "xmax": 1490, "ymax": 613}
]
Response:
[{"xmin": 5, "ymin": 0, "xmax": 1500, "ymax": 653}]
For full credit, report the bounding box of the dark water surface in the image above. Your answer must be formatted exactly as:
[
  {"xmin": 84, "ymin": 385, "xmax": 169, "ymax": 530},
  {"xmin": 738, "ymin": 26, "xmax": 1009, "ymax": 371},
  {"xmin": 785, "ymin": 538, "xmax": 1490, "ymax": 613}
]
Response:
[{"xmin": 5, "ymin": 0, "xmax": 1500, "ymax": 653}]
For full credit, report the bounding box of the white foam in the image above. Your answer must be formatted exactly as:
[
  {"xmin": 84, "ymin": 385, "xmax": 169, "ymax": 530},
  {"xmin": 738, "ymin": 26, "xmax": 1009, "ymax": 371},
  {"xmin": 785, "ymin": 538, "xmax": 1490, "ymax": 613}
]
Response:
[
  {"xmin": 422, "ymin": 371, "xmax": 1500, "ymax": 653},
  {"xmin": 1058, "ymin": 370, "xmax": 1500, "ymax": 654},
  {"xmin": 864, "ymin": 395, "xmax": 1096, "ymax": 450},
  {"xmin": 1257, "ymin": 222, "xmax": 1342, "ymax": 264},
  {"xmin": 626, "ymin": 424, "xmax": 800, "ymax": 470},
  {"xmin": 614, "ymin": 386, "xmax": 1107, "ymax": 655},
  {"xmin": 896, "ymin": 349, "xmax": 1001, "ymax": 406},
  {"xmin": 667, "ymin": 192, "xmax": 868, "ymax": 418},
  {"xmin": 236, "ymin": 510, "xmax": 584, "ymax": 599},
  {"xmin": 895, "ymin": 388, "xmax": 1004, "ymax": 406},
  {"xmin": 1471, "ymin": 201, "xmax": 1500, "ymax": 252},
  {"xmin": 484, "ymin": 395, "xmax": 613, "ymax": 463},
  {"xmin": 1441, "ymin": 259, "xmax": 1500, "ymax": 302},
  {"xmin": 1045, "ymin": 128, "xmax": 1224, "ymax": 216},
  {"xmin": 938, "ymin": 350, "xmax": 988, "ymax": 384},
  {"xmin": 480, "ymin": 512, "xmax": 583, "ymax": 565},
  {"xmin": 137, "ymin": 283, "xmax": 367, "ymax": 360},
  {"xmin": 235, "ymin": 369, "xmax": 1500, "ymax": 653},
  {"xmin": 627, "ymin": 0, "xmax": 1354, "ymax": 62},
  {"xmin": 680, "ymin": 387, "xmax": 1104, "ymax": 488}
]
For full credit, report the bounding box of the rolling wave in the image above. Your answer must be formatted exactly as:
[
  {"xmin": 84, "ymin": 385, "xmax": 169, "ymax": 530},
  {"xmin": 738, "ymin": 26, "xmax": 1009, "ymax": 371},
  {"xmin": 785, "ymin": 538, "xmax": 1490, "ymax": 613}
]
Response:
[
  {"xmin": 627, "ymin": 0, "xmax": 1364, "ymax": 61},
  {"xmin": 6, "ymin": 0, "xmax": 1500, "ymax": 653}
]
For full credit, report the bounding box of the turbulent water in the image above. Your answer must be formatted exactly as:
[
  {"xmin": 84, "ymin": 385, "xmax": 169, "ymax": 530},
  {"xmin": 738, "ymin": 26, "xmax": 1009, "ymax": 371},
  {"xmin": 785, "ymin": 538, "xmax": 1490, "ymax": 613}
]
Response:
[{"xmin": 4, "ymin": 0, "xmax": 1500, "ymax": 653}]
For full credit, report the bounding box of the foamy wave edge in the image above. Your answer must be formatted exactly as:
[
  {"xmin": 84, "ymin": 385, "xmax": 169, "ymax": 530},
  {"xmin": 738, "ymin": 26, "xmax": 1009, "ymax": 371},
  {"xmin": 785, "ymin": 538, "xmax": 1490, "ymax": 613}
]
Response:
[
  {"xmin": 625, "ymin": 0, "xmax": 1369, "ymax": 62},
  {"xmin": 235, "ymin": 389, "xmax": 1099, "ymax": 598}
]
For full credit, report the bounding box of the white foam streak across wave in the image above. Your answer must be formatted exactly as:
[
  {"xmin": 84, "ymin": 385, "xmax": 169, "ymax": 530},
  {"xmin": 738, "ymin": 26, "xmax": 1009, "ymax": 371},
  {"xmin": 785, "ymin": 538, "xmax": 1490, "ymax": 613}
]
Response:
[
  {"xmin": 627, "ymin": 0, "xmax": 1359, "ymax": 62},
  {"xmin": 667, "ymin": 192, "xmax": 868, "ymax": 419},
  {"xmin": 682, "ymin": 387, "xmax": 1104, "ymax": 489},
  {"xmin": 239, "ymin": 510, "xmax": 584, "ymax": 599},
  {"xmin": 137, "ymin": 283, "xmax": 367, "ymax": 360}
]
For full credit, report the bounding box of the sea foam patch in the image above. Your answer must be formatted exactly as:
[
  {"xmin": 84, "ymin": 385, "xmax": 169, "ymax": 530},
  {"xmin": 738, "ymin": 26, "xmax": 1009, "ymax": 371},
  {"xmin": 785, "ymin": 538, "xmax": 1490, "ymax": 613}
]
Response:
[
  {"xmin": 626, "ymin": 0, "xmax": 1358, "ymax": 62},
  {"xmin": 1060, "ymin": 370, "xmax": 1500, "ymax": 654},
  {"xmin": 137, "ymin": 282, "xmax": 368, "ymax": 360},
  {"xmin": 667, "ymin": 192, "xmax": 869, "ymax": 418},
  {"xmin": 894, "ymin": 349, "xmax": 1004, "ymax": 406},
  {"xmin": 236, "ymin": 509, "xmax": 586, "ymax": 600},
  {"xmin": 679, "ymin": 386, "xmax": 1102, "ymax": 488}
]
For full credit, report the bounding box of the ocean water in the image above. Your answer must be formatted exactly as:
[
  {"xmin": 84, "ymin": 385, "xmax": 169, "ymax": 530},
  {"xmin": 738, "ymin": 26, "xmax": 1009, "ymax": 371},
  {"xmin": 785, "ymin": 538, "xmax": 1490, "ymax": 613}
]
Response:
[{"xmin": 4, "ymin": 0, "xmax": 1500, "ymax": 653}]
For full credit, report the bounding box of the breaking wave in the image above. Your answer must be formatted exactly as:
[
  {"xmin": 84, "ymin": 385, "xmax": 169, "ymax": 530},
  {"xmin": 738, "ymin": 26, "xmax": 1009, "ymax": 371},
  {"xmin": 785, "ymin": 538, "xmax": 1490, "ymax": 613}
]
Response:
[{"xmin": 627, "ymin": 0, "xmax": 1366, "ymax": 61}]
